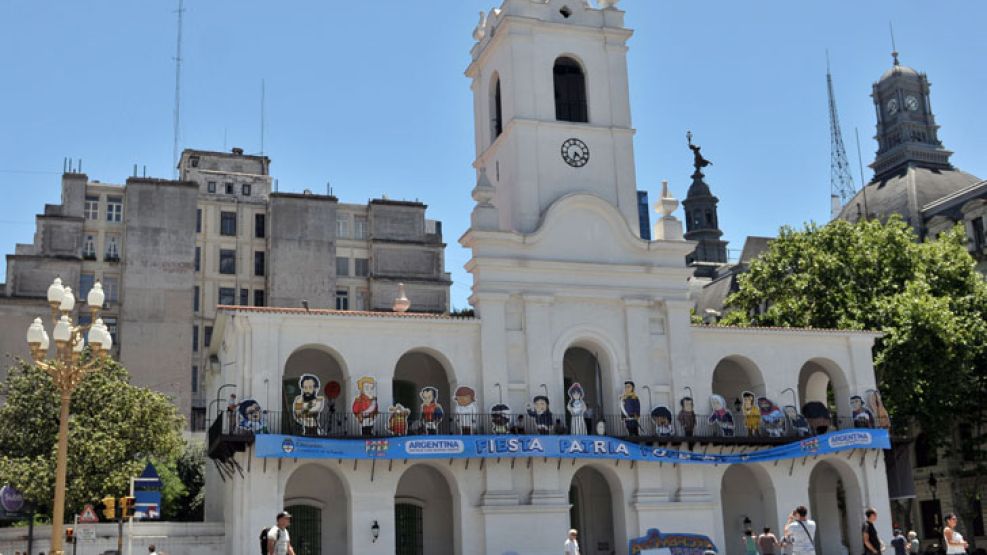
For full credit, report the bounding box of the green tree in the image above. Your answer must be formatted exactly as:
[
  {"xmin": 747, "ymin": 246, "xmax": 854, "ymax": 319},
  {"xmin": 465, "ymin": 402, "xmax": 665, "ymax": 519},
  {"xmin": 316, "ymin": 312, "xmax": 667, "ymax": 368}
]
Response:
[
  {"xmin": 722, "ymin": 218, "xmax": 987, "ymax": 430},
  {"xmin": 0, "ymin": 357, "xmax": 185, "ymax": 520}
]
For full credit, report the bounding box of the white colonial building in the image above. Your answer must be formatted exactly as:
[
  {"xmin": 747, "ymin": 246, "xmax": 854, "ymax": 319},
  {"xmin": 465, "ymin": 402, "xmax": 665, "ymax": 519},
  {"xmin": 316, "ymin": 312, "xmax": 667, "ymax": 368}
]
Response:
[{"xmin": 205, "ymin": 2, "xmax": 893, "ymax": 554}]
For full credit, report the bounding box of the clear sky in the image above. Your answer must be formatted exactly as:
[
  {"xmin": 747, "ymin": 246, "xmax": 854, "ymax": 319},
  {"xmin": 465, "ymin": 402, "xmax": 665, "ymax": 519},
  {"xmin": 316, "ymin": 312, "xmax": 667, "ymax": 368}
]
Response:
[{"xmin": 2, "ymin": 1, "xmax": 985, "ymax": 308}]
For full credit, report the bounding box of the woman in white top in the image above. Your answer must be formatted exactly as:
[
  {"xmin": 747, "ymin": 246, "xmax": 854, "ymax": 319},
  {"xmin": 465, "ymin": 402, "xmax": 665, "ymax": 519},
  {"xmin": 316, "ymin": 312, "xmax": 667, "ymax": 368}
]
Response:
[{"xmin": 943, "ymin": 513, "xmax": 968, "ymax": 554}]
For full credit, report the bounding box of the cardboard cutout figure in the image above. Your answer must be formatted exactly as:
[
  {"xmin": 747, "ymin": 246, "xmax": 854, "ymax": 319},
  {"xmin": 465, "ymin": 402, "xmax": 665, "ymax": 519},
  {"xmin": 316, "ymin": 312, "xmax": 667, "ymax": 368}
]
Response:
[
  {"xmin": 567, "ymin": 382, "xmax": 589, "ymax": 435},
  {"xmin": 420, "ymin": 386, "xmax": 444, "ymax": 435},
  {"xmin": 237, "ymin": 399, "xmax": 268, "ymax": 433},
  {"xmin": 454, "ymin": 386, "xmax": 479, "ymax": 434},
  {"xmin": 526, "ymin": 395, "xmax": 553, "ymax": 434},
  {"xmin": 387, "ymin": 403, "xmax": 411, "ymax": 436},
  {"xmin": 802, "ymin": 401, "xmax": 832, "ymax": 434},
  {"xmin": 742, "ymin": 391, "xmax": 761, "ymax": 436},
  {"xmin": 490, "ymin": 403, "xmax": 512, "ymax": 434},
  {"xmin": 651, "ymin": 405, "xmax": 674, "ymax": 437},
  {"xmin": 678, "ymin": 397, "xmax": 697, "ymax": 436},
  {"xmin": 850, "ymin": 395, "xmax": 874, "ymax": 428},
  {"xmin": 293, "ymin": 374, "xmax": 325, "ymax": 435},
  {"xmin": 708, "ymin": 394, "xmax": 735, "ymax": 436},
  {"xmin": 867, "ymin": 390, "xmax": 891, "ymax": 429},
  {"xmin": 784, "ymin": 405, "xmax": 811, "ymax": 437},
  {"xmin": 621, "ymin": 381, "xmax": 642, "ymax": 437},
  {"xmin": 757, "ymin": 397, "xmax": 785, "ymax": 437},
  {"xmin": 352, "ymin": 376, "xmax": 379, "ymax": 437}
]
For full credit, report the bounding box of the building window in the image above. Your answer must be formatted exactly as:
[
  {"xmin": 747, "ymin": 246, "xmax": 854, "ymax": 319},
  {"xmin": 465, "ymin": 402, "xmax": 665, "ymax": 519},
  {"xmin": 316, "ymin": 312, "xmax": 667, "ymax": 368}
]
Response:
[
  {"xmin": 914, "ymin": 433, "xmax": 937, "ymax": 467},
  {"xmin": 82, "ymin": 234, "xmax": 96, "ymax": 259},
  {"xmin": 225, "ymin": 182, "xmax": 234, "ymax": 195},
  {"xmin": 84, "ymin": 196, "xmax": 99, "ymax": 220},
  {"xmin": 336, "ymin": 257, "xmax": 349, "ymax": 277},
  {"xmin": 239, "ymin": 288, "xmax": 248, "ymax": 306},
  {"xmin": 242, "ymin": 184, "xmax": 251, "ymax": 196},
  {"xmin": 335, "ymin": 289, "xmax": 349, "ymax": 310},
  {"xmin": 255, "ymin": 213, "xmax": 266, "ymax": 238},
  {"xmin": 79, "ymin": 274, "xmax": 95, "ymax": 300},
  {"xmin": 491, "ymin": 75, "xmax": 503, "ymax": 141},
  {"xmin": 355, "ymin": 289, "xmax": 368, "ymax": 311},
  {"xmin": 192, "ymin": 325, "xmax": 199, "ymax": 352},
  {"xmin": 102, "ymin": 276, "xmax": 119, "ymax": 303},
  {"xmin": 193, "ymin": 285, "xmax": 200, "ymax": 312},
  {"xmin": 354, "ymin": 216, "xmax": 368, "ymax": 239},
  {"xmin": 355, "ymin": 258, "xmax": 369, "ymax": 277},
  {"xmin": 395, "ymin": 503, "xmax": 424, "ymax": 554},
  {"xmin": 220, "ymin": 212, "xmax": 237, "ymax": 236},
  {"xmin": 219, "ymin": 249, "xmax": 236, "ymax": 274},
  {"xmin": 218, "ymin": 287, "xmax": 235, "ymax": 306},
  {"xmin": 254, "ymin": 289, "xmax": 265, "ymax": 307},
  {"xmin": 106, "ymin": 196, "xmax": 123, "ymax": 223},
  {"xmin": 207, "ymin": 181, "xmax": 216, "ymax": 193},
  {"xmin": 196, "ymin": 209, "xmax": 202, "ymax": 233},
  {"xmin": 195, "ymin": 246, "xmax": 201, "ymax": 272},
  {"xmin": 553, "ymin": 57, "xmax": 588, "ymax": 123},
  {"xmin": 104, "ymin": 317, "xmax": 117, "ymax": 344},
  {"xmin": 192, "ymin": 365, "xmax": 198, "ymax": 393},
  {"xmin": 337, "ymin": 216, "xmax": 350, "ymax": 238},
  {"xmin": 204, "ymin": 325, "xmax": 213, "ymax": 347},
  {"xmin": 104, "ymin": 235, "xmax": 120, "ymax": 261},
  {"xmin": 190, "ymin": 156, "xmax": 200, "ymax": 168},
  {"xmin": 972, "ymin": 216, "xmax": 985, "ymax": 252},
  {"xmin": 254, "ymin": 251, "xmax": 265, "ymax": 276}
]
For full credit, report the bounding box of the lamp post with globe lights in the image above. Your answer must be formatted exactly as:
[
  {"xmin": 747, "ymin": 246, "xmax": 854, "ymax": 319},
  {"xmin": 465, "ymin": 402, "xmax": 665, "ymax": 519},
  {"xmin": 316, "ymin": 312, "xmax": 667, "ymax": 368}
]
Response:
[{"xmin": 25, "ymin": 276, "xmax": 113, "ymax": 555}]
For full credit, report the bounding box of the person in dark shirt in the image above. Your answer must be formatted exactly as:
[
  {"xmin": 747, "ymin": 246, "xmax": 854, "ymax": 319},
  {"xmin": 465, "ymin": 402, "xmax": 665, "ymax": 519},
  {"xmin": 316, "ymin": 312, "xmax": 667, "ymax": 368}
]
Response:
[
  {"xmin": 862, "ymin": 508, "xmax": 883, "ymax": 555},
  {"xmin": 891, "ymin": 529, "xmax": 906, "ymax": 555}
]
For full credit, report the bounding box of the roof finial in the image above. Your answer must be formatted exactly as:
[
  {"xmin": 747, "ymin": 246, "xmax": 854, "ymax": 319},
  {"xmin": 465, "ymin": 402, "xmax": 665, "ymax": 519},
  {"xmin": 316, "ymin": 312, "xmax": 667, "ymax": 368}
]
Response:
[{"xmin": 889, "ymin": 21, "xmax": 899, "ymax": 65}]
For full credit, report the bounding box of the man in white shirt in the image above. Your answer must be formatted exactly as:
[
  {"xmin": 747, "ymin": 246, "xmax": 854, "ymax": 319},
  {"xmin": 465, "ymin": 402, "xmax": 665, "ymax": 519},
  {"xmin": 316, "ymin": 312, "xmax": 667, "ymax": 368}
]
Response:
[
  {"xmin": 267, "ymin": 511, "xmax": 295, "ymax": 555},
  {"xmin": 564, "ymin": 528, "xmax": 581, "ymax": 555},
  {"xmin": 784, "ymin": 506, "xmax": 817, "ymax": 555}
]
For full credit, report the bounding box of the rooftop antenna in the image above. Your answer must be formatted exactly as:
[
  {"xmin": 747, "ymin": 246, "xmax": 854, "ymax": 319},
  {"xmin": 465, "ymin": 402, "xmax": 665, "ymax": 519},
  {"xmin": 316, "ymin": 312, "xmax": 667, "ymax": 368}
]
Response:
[
  {"xmin": 854, "ymin": 127, "xmax": 866, "ymax": 187},
  {"xmin": 171, "ymin": 0, "xmax": 185, "ymax": 179},
  {"xmin": 889, "ymin": 21, "xmax": 899, "ymax": 65},
  {"xmin": 260, "ymin": 79, "xmax": 266, "ymax": 155},
  {"xmin": 826, "ymin": 50, "xmax": 856, "ymax": 219}
]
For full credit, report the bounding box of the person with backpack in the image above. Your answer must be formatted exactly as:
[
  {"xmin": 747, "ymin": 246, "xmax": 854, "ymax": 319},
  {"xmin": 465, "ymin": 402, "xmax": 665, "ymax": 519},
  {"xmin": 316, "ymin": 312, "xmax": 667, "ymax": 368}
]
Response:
[
  {"xmin": 784, "ymin": 506, "xmax": 816, "ymax": 555},
  {"xmin": 262, "ymin": 511, "xmax": 295, "ymax": 555}
]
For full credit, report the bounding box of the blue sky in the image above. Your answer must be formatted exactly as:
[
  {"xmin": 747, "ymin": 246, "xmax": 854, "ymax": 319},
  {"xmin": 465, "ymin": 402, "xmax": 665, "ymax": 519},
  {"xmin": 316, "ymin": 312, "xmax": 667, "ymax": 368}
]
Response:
[{"xmin": 2, "ymin": 1, "xmax": 985, "ymax": 308}]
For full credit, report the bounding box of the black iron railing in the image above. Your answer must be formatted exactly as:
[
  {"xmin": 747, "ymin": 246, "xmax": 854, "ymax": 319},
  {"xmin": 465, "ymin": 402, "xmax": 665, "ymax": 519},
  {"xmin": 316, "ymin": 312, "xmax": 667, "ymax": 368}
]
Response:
[{"xmin": 211, "ymin": 409, "xmax": 886, "ymax": 446}]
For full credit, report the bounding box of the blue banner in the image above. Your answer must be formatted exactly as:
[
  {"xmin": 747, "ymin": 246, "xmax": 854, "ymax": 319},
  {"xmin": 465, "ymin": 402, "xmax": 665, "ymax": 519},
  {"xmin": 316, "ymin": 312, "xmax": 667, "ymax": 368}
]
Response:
[{"xmin": 255, "ymin": 429, "xmax": 889, "ymax": 464}]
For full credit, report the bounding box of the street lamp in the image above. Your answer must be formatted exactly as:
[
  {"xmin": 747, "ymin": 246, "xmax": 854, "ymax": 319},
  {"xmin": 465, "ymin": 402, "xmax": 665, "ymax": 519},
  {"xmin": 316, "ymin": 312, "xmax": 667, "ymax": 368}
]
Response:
[{"xmin": 26, "ymin": 276, "xmax": 112, "ymax": 555}]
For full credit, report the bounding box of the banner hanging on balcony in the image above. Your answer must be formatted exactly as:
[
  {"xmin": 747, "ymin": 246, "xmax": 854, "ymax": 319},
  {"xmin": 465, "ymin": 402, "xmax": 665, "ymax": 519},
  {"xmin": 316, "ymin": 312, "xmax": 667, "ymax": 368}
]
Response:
[{"xmin": 254, "ymin": 428, "xmax": 889, "ymax": 463}]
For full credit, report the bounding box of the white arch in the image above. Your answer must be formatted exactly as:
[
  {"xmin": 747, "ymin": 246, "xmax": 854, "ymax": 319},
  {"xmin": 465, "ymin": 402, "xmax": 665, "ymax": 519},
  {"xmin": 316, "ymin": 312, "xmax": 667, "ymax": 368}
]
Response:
[
  {"xmin": 283, "ymin": 343, "xmax": 350, "ymax": 382},
  {"xmin": 393, "ymin": 462, "xmax": 463, "ymax": 555},
  {"xmin": 283, "ymin": 461, "xmax": 352, "ymax": 555},
  {"xmin": 798, "ymin": 357, "xmax": 852, "ymax": 418},
  {"xmin": 808, "ymin": 458, "xmax": 866, "ymax": 555},
  {"xmin": 720, "ymin": 464, "xmax": 779, "ymax": 555}
]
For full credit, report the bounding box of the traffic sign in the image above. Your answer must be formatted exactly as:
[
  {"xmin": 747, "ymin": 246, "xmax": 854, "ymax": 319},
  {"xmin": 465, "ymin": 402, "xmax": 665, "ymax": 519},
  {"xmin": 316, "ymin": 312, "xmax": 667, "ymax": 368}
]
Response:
[
  {"xmin": 78, "ymin": 503, "xmax": 99, "ymax": 523},
  {"xmin": 77, "ymin": 525, "xmax": 96, "ymax": 540}
]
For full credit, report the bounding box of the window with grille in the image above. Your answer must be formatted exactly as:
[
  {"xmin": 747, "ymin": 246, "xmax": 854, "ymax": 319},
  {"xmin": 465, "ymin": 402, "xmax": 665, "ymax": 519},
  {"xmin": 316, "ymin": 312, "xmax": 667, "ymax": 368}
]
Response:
[
  {"xmin": 395, "ymin": 503, "xmax": 423, "ymax": 555},
  {"xmin": 553, "ymin": 57, "xmax": 588, "ymax": 123}
]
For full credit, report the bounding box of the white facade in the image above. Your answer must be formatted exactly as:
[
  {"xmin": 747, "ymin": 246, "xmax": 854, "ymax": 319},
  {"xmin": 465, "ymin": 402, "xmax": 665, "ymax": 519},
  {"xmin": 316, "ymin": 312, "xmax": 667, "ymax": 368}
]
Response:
[{"xmin": 207, "ymin": 1, "xmax": 893, "ymax": 554}]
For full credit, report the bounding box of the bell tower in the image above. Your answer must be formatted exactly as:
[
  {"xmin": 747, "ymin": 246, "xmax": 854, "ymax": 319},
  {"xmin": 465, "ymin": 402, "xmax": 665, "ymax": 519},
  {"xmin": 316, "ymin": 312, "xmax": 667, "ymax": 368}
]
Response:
[{"xmin": 465, "ymin": 0, "xmax": 640, "ymax": 235}]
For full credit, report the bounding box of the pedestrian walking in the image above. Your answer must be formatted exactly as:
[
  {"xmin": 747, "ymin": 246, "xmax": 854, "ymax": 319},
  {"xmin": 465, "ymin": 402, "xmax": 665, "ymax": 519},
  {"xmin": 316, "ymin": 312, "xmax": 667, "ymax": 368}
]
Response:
[
  {"xmin": 891, "ymin": 529, "xmax": 907, "ymax": 555},
  {"xmin": 907, "ymin": 531, "xmax": 920, "ymax": 554},
  {"xmin": 266, "ymin": 510, "xmax": 296, "ymax": 555},
  {"xmin": 564, "ymin": 528, "xmax": 580, "ymax": 555},
  {"xmin": 862, "ymin": 508, "xmax": 883, "ymax": 555},
  {"xmin": 758, "ymin": 527, "xmax": 780, "ymax": 555},
  {"xmin": 742, "ymin": 528, "xmax": 759, "ymax": 555},
  {"xmin": 784, "ymin": 506, "xmax": 816, "ymax": 555},
  {"xmin": 148, "ymin": 544, "xmax": 167, "ymax": 554},
  {"xmin": 943, "ymin": 513, "xmax": 969, "ymax": 554}
]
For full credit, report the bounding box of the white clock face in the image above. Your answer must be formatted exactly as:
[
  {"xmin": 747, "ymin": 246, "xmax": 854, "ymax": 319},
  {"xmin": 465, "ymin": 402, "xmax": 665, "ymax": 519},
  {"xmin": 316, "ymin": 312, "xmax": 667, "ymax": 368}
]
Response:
[
  {"xmin": 905, "ymin": 95, "xmax": 919, "ymax": 112},
  {"xmin": 886, "ymin": 98, "xmax": 899, "ymax": 115}
]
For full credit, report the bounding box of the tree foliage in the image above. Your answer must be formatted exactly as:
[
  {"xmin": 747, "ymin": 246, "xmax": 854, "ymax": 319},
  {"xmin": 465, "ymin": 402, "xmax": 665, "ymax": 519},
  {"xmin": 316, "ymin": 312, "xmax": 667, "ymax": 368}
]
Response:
[
  {"xmin": 722, "ymin": 217, "xmax": 987, "ymax": 440},
  {"xmin": 0, "ymin": 357, "xmax": 185, "ymax": 519}
]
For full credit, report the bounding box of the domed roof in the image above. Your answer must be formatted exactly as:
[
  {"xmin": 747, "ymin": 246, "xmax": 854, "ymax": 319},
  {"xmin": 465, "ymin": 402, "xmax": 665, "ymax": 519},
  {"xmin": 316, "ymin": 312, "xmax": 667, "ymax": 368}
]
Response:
[
  {"xmin": 879, "ymin": 63, "xmax": 919, "ymax": 83},
  {"xmin": 838, "ymin": 166, "xmax": 982, "ymax": 232}
]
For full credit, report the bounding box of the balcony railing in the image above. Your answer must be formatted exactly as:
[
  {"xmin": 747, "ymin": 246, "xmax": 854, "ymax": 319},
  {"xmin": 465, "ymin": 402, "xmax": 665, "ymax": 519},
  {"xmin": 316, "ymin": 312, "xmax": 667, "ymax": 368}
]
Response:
[{"xmin": 208, "ymin": 408, "xmax": 883, "ymax": 454}]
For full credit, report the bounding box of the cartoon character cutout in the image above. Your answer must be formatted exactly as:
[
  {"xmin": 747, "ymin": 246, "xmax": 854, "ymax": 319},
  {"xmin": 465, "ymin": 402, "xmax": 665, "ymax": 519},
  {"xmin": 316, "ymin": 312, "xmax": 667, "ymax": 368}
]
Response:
[
  {"xmin": 742, "ymin": 391, "xmax": 761, "ymax": 436},
  {"xmin": 352, "ymin": 376, "xmax": 379, "ymax": 437},
  {"xmin": 651, "ymin": 406, "xmax": 674, "ymax": 437},
  {"xmin": 567, "ymin": 382, "xmax": 589, "ymax": 435},
  {"xmin": 292, "ymin": 374, "xmax": 325, "ymax": 435},
  {"xmin": 784, "ymin": 405, "xmax": 811, "ymax": 437},
  {"xmin": 526, "ymin": 395, "xmax": 553, "ymax": 434},
  {"xmin": 387, "ymin": 403, "xmax": 411, "ymax": 436},
  {"xmin": 867, "ymin": 389, "xmax": 891, "ymax": 429},
  {"xmin": 454, "ymin": 386, "xmax": 478, "ymax": 434},
  {"xmin": 419, "ymin": 386, "xmax": 444, "ymax": 435},
  {"xmin": 757, "ymin": 397, "xmax": 785, "ymax": 437},
  {"xmin": 237, "ymin": 399, "xmax": 268, "ymax": 433},
  {"xmin": 802, "ymin": 401, "xmax": 832, "ymax": 434},
  {"xmin": 850, "ymin": 395, "xmax": 874, "ymax": 428},
  {"xmin": 678, "ymin": 396, "xmax": 697, "ymax": 436},
  {"xmin": 620, "ymin": 381, "xmax": 641, "ymax": 437},
  {"xmin": 490, "ymin": 403, "xmax": 512, "ymax": 434},
  {"xmin": 708, "ymin": 394, "xmax": 735, "ymax": 436}
]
